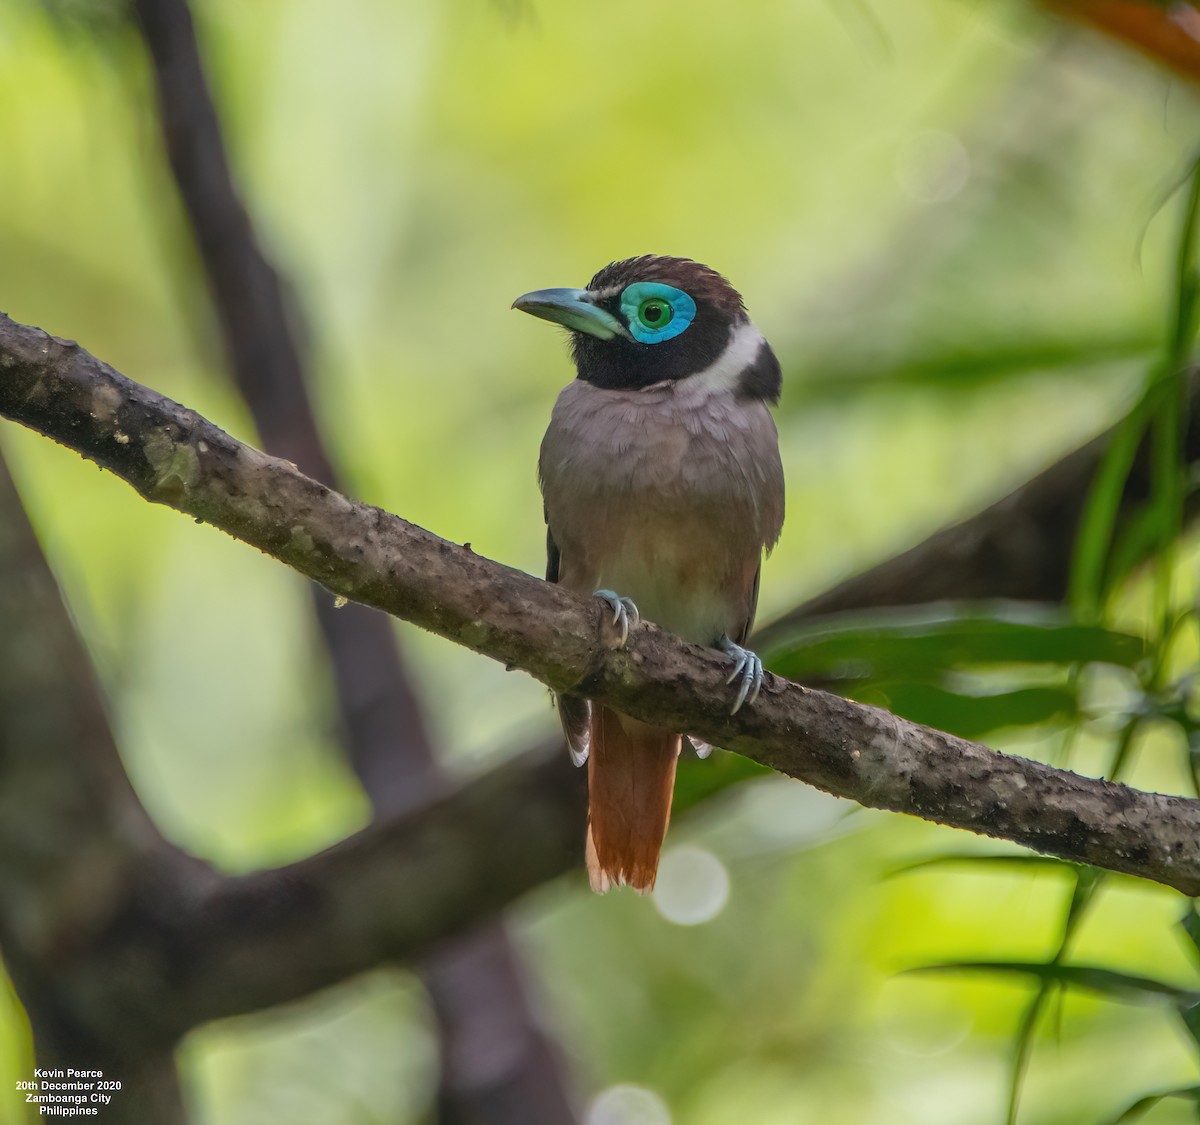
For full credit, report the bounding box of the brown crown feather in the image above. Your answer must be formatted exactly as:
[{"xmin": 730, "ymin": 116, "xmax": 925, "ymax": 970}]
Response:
[{"xmin": 587, "ymin": 255, "xmax": 747, "ymax": 320}]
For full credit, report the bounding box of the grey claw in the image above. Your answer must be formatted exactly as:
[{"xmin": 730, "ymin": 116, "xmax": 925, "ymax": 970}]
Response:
[
  {"xmin": 594, "ymin": 589, "xmax": 639, "ymax": 647},
  {"xmin": 720, "ymin": 636, "xmax": 764, "ymax": 715}
]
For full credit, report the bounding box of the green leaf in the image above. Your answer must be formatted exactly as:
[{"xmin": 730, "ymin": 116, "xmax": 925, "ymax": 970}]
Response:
[
  {"xmin": 1103, "ymin": 1086, "xmax": 1200, "ymax": 1125},
  {"xmin": 858, "ymin": 682, "xmax": 1076, "ymax": 740},
  {"xmin": 1070, "ymin": 150, "xmax": 1200, "ymax": 618},
  {"xmin": 1003, "ymin": 869, "xmax": 1105, "ymax": 1125},
  {"xmin": 1008, "ymin": 984, "xmax": 1048, "ymax": 1125},
  {"xmin": 764, "ymin": 603, "xmax": 1145, "ymax": 684},
  {"xmin": 1070, "ymin": 395, "xmax": 1155, "ymax": 618},
  {"xmin": 1177, "ymin": 996, "xmax": 1200, "ymax": 1050},
  {"xmin": 889, "ymin": 853, "xmax": 1091, "ymax": 879},
  {"xmin": 908, "ymin": 961, "xmax": 1199, "ymax": 1005},
  {"xmin": 1180, "ymin": 904, "xmax": 1200, "ymax": 969}
]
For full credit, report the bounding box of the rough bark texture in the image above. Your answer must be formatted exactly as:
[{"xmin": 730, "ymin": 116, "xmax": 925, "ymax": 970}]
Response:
[
  {"xmin": 3, "ymin": 312, "xmax": 1200, "ymax": 908},
  {"xmin": 130, "ymin": 0, "xmax": 578, "ymax": 1116}
]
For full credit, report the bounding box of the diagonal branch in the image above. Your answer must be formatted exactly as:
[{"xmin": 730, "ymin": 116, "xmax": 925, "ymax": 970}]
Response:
[
  {"xmin": 3, "ymin": 314, "xmax": 1200, "ymax": 920},
  {"xmin": 756, "ymin": 372, "xmax": 1200, "ymax": 643},
  {"xmin": 171, "ymin": 743, "xmax": 586, "ymax": 1027}
]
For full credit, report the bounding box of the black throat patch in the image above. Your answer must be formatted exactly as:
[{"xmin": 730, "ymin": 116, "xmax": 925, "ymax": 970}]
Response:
[{"xmin": 570, "ymin": 307, "xmax": 738, "ymax": 391}]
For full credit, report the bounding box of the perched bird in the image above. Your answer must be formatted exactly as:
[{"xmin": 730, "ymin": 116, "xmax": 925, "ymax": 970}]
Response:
[{"xmin": 514, "ymin": 255, "xmax": 785, "ymax": 893}]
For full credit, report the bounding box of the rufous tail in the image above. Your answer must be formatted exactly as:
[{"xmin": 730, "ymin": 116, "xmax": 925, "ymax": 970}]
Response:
[{"xmin": 585, "ymin": 706, "xmax": 681, "ymax": 894}]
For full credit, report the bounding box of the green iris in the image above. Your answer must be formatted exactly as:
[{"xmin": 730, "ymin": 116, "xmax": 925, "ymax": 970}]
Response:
[{"xmin": 637, "ymin": 297, "xmax": 673, "ymax": 330}]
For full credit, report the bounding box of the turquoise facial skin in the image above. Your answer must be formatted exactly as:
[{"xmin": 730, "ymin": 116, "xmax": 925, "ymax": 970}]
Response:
[{"xmin": 619, "ymin": 283, "xmax": 696, "ymax": 344}]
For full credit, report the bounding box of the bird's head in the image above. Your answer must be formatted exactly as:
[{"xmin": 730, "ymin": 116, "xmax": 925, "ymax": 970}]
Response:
[{"xmin": 513, "ymin": 255, "xmax": 781, "ymax": 402}]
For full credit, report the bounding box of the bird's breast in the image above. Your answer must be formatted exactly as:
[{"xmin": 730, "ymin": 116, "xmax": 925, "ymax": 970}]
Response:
[{"xmin": 539, "ymin": 379, "xmax": 784, "ymax": 643}]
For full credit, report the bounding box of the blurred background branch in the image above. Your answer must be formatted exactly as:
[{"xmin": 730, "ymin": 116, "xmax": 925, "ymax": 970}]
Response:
[
  {"xmin": 755, "ymin": 368, "xmax": 1200, "ymax": 642},
  {"xmin": 0, "ymin": 449, "xmax": 189, "ymax": 1122},
  {"xmin": 129, "ymin": 0, "xmax": 578, "ymax": 1117}
]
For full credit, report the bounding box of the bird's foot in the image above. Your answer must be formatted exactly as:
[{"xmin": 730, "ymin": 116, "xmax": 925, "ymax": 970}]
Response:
[
  {"xmin": 719, "ymin": 635, "xmax": 765, "ymax": 715},
  {"xmin": 593, "ymin": 589, "xmax": 640, "ymax": 647}
]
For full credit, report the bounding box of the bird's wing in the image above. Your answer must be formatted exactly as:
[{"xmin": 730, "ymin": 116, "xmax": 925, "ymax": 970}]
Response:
[
  {"xmin": 545, "ymin": 513, "xmax": 561, "ymax": 584},
  {"xmin": 545, "ymin": 510, "xmax": 590, "ymax": 765},
  {"xmin": 734, "ymin": 561, "xmax": 762, "ymax": 647}
]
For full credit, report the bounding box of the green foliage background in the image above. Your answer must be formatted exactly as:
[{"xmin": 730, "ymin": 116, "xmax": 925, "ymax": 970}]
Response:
[{"xmin": 1, "ymin": 0, "xmax": 1199, "ymax": 1121}]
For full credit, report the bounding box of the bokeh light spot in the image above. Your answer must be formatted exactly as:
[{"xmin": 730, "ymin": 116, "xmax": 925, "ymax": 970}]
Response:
[
  {"xmin": 652, "ymin": 845, "xmax": 730, "ymax": 926},
  {"xmin": 586, "ymin": 1084, "xmax": 671, "ymax": 1125}
]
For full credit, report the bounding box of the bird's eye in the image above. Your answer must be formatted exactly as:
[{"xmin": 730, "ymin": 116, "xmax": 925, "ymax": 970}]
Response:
[
  {"xmin": 638, "ymin": 298, "xmax": 671, "ymax": 328},
  {"xmin": 619, "ymin": 282, "xmax": 696, "ymax": 344}
]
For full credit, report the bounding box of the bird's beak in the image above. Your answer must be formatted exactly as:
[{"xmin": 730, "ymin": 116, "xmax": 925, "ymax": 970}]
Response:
[{"xmin": 512, "ymin": 287, "xmax": 627, "ymax": 341}]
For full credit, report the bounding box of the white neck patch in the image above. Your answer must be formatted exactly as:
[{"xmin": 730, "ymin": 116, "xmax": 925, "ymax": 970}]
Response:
[{"xmin": 680, "ymin": 320, "xmax": 765, "ymax": 396}]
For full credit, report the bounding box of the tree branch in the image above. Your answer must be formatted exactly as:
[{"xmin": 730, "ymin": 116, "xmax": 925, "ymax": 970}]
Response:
[
  {"xmin": 3, "ymin": 313, "xmax": 1200, "ymax": 913},
  {"xmin": 0, "ymin": 452, "xmax": 187, "ymax": 1121},
  {"xmin": 170, "ymin": 744, "xmax": 585, "ymax": 1026},
  {"xmin": 0, "ymin": 456, "xmax": 585, "ymax": 1036}
]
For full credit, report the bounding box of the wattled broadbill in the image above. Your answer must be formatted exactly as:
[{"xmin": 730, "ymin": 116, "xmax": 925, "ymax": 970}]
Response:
[{"xmin": 514, "ymin": 255, "xmax": 785, "ymax": 893}]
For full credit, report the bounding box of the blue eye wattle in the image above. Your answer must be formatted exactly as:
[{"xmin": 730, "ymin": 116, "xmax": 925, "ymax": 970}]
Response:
[{"xmin": 620, "ymin": 283, "xmax": 696, "ymax": 344}]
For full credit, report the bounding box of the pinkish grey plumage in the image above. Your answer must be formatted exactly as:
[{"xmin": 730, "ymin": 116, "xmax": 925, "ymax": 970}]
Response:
[{"xmin": 539, "ymin": 372, "xmax": 783, "ymax": 645}]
